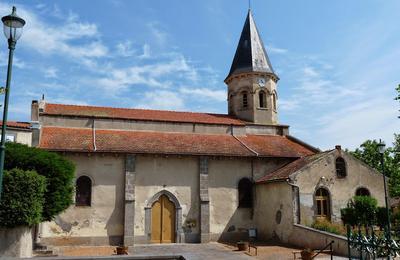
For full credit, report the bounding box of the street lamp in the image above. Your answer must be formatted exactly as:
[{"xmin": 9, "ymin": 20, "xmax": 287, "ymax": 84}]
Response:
[
  {"xmin": 378, "ymin": 139, "xmax": 391, "ymax": 240},
  {"xmin": 0, "ymin": 6, "xmax": 25, "ymax": 201}
]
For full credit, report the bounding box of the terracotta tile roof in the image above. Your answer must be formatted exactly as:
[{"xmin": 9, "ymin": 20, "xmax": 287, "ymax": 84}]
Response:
[
  {"xmin": 39, "ymin": 127, "xmax": 253, "ymax": 156},
  {"xmin": 0, "ymin": 121, "xmax": 31, "ymax": 129},
  {"xmin": 39, "ymin": 127, "xmax": 316, "ymax": 158},
  {"xmin": 43, "ymin": 103, "xmax": 245, "ymax": 126},
  {"xmin": 237, "ymin": 135, "xmax": 316, "ymax": 158},
  {"xmin": 256, "ymin": 151, "xmax": 331, "ymax": 183}
]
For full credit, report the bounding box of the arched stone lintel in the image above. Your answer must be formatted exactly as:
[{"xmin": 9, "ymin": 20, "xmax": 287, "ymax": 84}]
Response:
[{"xmin": 144, "ymin": 190, "xmax": 184, "ymax": 243}]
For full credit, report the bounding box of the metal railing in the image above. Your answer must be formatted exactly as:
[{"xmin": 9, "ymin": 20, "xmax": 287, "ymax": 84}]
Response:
[
  {"xmin": 347, "ymin": 225, "xmax": 400, "ymax": 259},
  {"xmin": 311, "ymin": 240, "xmax": 334, "ymax": 260}
]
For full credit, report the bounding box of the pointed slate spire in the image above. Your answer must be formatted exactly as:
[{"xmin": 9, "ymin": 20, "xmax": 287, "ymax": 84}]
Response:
[{"xmin": 225, "ymin": 10, "xmax": 277, "ymax": 81}]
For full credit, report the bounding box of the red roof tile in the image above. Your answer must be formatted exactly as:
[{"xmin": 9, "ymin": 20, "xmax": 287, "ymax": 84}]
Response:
[
  {"xmin": 39, "ymin": 127, "xmax": 253, "ymax": 156},
  {"xmin": 39, "ymin": 127, "xmax": 316, "ymax": 158},
  {"xmin": 237, "ymin": 135, "xmax": 315, "ymax": 158},
  {"xmin": 256, "ymin": 152, "xmax": 330, "ymax": 183},
  {"xmin": 0, "ymin": 121, "xmax": 31, "ymax": 129},
  {"xmin": 43, "ymin": 103, "xmax": 245, "ymax": 126}
]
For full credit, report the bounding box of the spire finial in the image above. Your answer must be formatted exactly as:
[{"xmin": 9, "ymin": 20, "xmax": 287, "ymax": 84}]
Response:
[{"xmin": 248, "ymin": 0, "xmax": 251, "ymax": 10}]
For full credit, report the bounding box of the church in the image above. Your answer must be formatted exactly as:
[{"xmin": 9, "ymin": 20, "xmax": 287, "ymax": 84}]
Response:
[{"xmin": 31, "ymin": 10, "xmax": 385, "ymax": 250}]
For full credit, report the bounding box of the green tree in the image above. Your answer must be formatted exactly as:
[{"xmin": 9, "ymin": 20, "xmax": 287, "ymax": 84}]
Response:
[
  {"xmin": 341, "ymin": 196, "xmax": 378, "ymax": 226},
  {"xmin": 350, "ymin": 139, "xmax": 400, "ymax": 197},
  {"xmin": 0, "ymin": 169, "xmax": 46, "ymax": 227},
  {"xmin": 4, "ymin": 142, "xmax": 75, "ymax": 221}
]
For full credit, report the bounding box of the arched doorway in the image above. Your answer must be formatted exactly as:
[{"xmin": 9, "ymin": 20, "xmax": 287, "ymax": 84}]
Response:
[
  {"xmin": 150, "ymin": 195, "xmax": 176, "ymax": 243},
  {"xmin": 145, "ymin": 190, "xmax": 183, "ymax": 243}
]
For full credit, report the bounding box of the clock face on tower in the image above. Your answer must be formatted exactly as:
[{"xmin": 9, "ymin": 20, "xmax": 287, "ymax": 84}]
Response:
[{"xmin": 258, "ymin": 78, "xmax": 266, "ymax": 87}]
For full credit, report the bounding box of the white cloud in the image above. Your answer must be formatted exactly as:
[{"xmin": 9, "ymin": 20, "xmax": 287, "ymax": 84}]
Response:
[
  {"xmin": 147, "ymin": 22, "xmax": 168, "ymax": 46},
  {"xmin": 0, "ymin": 3, "xmax": 108, "ymax": 67},
  {"xmin": 44, "ymin": 67, "xmax": 58, "ymax": 78},
  {"xmin": 139, "ymin": 44, "xmax": 151, "ymax": 59},
  {"xmin": 136, "ymin": 90, "xmax": 185, "ymax": 111},
  {"xmin": 179, "ymin": 87, "xmax": 226, "ymax": 102},
  {"xmin": 267, "ymin": 45, "xmax": 288, "ymax": 54},
  {"xmin": 116, "ymin": 40, "xmax": 135, "ymax": 57},
  {"xmin": 278, "ymin": 99, "xmax": 300, "ymax": 111},
  {"xmin": 95, "ymin": 54, "xmax": 198, "ymax": 92},
  {"xmin": 0, "ymin": 51, "xmax": 26, "ymax": 69},
  {"xmin": 314, "ymin": 98, "xmax": 400, "ymax": 149}
]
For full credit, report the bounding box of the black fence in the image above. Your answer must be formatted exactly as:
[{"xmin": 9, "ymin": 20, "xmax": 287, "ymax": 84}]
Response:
[{"xmin": 347, "ymin": 225, "xmax": 400, "ymax": 259}]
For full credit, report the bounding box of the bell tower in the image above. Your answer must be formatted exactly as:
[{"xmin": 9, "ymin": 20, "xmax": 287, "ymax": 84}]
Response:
[{"xmin": 225, "ymin": 10, "xmax": 279, "ymax": 125}]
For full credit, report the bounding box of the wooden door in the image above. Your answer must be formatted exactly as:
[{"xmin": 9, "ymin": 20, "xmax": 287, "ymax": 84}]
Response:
[{"xmin": 151, "ymin": 195, "xmax": 175, "ymax": 243}]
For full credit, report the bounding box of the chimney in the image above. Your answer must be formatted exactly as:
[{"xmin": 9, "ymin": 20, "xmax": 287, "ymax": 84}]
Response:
[
  {"xmin": 31, "ymin": 100, "xmax": 39, "ymax": 121},
  {"xmin": 335, "ymin": 145, "xmax": 341, "ymax": 151}
]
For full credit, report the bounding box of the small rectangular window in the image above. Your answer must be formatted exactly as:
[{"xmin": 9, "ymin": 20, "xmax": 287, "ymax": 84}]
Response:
[{"xmin": 6, "ymin": 135, "xmax": 15, "ymax": 142}]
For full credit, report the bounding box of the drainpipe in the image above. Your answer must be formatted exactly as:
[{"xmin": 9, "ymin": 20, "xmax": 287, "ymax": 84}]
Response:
[{"xmin": 92, "ymin": 118, "xmax": 97, "ymax": 151}]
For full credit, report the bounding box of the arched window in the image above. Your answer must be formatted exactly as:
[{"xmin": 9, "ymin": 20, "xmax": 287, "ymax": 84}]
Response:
[
  {"xmin": 336, "ymin": 157, "xmax": 346, "ymax": 178},
  {"xmin": 242, "ymin": 92, "xmax": 248, "ymax": 109},
  {"xmin": 315, "ymin": 188, "xmax": 330, "ymax": 220},
  {"xmin": 272, "ymin": 93, "xmax": 277, "ymax": 110},
  {"xmin": 259, "ymin": 91, "xmax": 266, "ymax": 108},
  {"xmin": 356, "ymin": 187, "xmax": 370, "ymax": 197},
  {"xmin": 238, "ymin": 178, "xmax": 253, "ymax": 208},
  {"xmin": 76, "ymin": 176, "xmax": 92, "ymax": 206}
]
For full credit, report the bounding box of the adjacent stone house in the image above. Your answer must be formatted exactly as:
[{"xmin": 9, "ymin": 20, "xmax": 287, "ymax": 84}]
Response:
[
  {"xmin": 0, "ymin": 121, "xmax": 32, "ymax": 146},
  {"xmin": 31, "ymin": 10, "xmax": 386, "ymax": 247}
]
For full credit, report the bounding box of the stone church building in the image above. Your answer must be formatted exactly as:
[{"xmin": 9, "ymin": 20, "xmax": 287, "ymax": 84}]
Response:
[{"xmin": 31, "ymin": 10, "xmax": 385, "ymax": 247}]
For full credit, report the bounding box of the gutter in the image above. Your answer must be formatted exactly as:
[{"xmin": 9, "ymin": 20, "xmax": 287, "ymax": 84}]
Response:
[
  {"xmin": 230, "ymin": 124, "xmax": 259, "ymax": 156},
  {"xmin": 92, "ymin": 118, "xmax": 97, "ymax": 151}
]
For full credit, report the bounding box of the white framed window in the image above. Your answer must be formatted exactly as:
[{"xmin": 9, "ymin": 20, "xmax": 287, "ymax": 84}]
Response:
[{"xmin": 5, "ymin": 134, "xmax": 15, "ymax": 142}]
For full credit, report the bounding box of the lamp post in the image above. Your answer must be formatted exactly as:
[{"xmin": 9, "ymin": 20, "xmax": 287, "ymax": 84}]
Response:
[
  {"xmin": 0, "ymin": 6, "xmax": 25, "ymax": 201},
  {"xmin": 378, "ymin": 140, "xmax": 391, "ymax": 240}
]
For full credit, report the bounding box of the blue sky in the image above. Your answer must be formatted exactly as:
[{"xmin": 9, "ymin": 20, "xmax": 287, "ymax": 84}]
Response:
[{"xmin": 0, "ymin": 0, "xmax": 399, "ymax": 150}]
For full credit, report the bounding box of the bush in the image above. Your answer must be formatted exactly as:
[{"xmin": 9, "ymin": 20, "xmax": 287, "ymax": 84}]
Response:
[
  {"xmin": 341, "ymin": 207, "xmax": 357, "ymax": 226},
  {"xmin": 0, "ymin": 168, "xmax": 46, "ymax": 227},
  {"xmin": 4, "ymin": 142, "xmax": 75, "ymax": 221},
  {"xmin": 352, "ymin": 196, "xmax": 378, "ymax": 225},
  {"xmin": 341, "ymin": 196, "xmax": 378, "ymax": 226},
  {"xmin": 311, "ymin": 219, "xmax": 345, "ymax": 235},
  {"xmin": 376, "ymin": 207, "xmax": 389, "ymax": 228}
]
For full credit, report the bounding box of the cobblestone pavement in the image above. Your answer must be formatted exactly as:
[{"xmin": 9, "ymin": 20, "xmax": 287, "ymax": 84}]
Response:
[{"xmin": 130, "ymin": 243, "xmax": 252, "ymax": 260}]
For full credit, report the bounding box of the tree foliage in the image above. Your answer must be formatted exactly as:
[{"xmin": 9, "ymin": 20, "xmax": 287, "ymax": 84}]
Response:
[
  {"xmin": 350, "ymin": 139, "xmax": 400, "ymax": 197},
  {"xmin": 0, "ymin": 169, "xmax": 46, "ymax": 227},
  {"xmin": 4, "ymin": 142, "xmax": 75, "ymax": 221},
  {"xmin": 341, "ymin": 196, "xmax": 378, "ymax": 226}
]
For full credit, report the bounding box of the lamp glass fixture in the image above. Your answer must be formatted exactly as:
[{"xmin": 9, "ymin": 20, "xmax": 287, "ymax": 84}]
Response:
[
  {"xmin": 2, "ymin": 6, "xmax": 25, "ymax": 41},
  {"xmin": 378, "ymin": 140, "xmax": 386, "ymax": 154}
]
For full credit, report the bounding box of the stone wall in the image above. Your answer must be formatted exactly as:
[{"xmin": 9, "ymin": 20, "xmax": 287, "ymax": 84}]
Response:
[
  {"xmin": 254, "ymin": 182, "xmax": 295, "ymax": 242},
  {"xmin": 293, "ymin": 150, "xmax": 386, "ymax": 225},
  {"xmin": 134, "ymin": 155, "xmax": 199, "ymax": 244},
  {"xmin": 288, "ymin": 224, "xmax": 353, "ymax": 257},
  {"xmin": 0, "ymin": 226, "xmax": 33, "ymax": 258},
  {"xmin": 208, "ymin": 158, "xmax": 254, "ymax": 241},
  {"xmin": 40, "ymin": 153, "xmax": 125, "ymax": 246}
]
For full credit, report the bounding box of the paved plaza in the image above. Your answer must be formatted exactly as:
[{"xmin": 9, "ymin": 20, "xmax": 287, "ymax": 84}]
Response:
[{"xmin": 33, "ymin": 242, "xmax": 349, "ymax": 260}]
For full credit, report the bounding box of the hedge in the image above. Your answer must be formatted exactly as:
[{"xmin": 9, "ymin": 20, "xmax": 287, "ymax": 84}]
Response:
[
  {"xmin": 4, "ymin": 142, "xmax": 75, "ymax": 221},
  {"xmin": 0, "ymin": 168, "xmax": 46, "ymax": 227}
]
